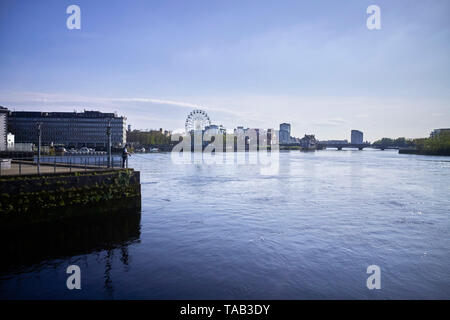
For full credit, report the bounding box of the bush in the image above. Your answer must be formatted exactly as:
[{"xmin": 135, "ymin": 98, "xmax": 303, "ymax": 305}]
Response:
[{"xmin": 414, "ymin": 132, "xmax": 450, "ymax": 153}]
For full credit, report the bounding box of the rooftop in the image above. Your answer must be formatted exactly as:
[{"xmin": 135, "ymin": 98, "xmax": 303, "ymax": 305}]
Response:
[{"xmin": 9, "ymin": 110, "xmax": 125, "ymax": 119}]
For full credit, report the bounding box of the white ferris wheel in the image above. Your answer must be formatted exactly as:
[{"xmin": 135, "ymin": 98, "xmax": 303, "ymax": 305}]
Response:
[{"xmin": 185, "ymin": 109, "xmax": 211, "ymax": 133}]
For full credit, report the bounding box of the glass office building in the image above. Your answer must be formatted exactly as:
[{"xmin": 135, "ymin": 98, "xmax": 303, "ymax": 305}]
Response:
[
  {"xmin": 0, "ymin": 106, "xmax": 8, "ymax": 151},
  {"xmin": 8, "ymin": 110, "xmax": 126, "ymax": 148}
]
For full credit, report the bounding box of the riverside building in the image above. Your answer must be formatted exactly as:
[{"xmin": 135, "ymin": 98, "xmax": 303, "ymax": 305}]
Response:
[
  {"xmin": 279, "ymin": 123, "xmax": 292, "ymax": 144},
  {"xmin": 351, "ymin": 130, "xmax": 364, "ymax": 144},
  {"xmin": 0, "ymin": 106, "xmax": 9, "ymax": 151},
  {"xmin": 8, "ymin": 110, "xmax": 126, "ymax": 148}
]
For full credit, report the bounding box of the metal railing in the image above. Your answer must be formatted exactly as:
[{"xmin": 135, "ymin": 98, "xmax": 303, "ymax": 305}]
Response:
[{"xmin": 0, "ymin": 154, "xmax": 127, "ymax": 176}]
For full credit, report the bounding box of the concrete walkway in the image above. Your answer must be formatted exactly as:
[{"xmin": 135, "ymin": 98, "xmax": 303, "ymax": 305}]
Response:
[{"xmin": 0, "ymin": 162, "xmax": 104, "ymax": 176}]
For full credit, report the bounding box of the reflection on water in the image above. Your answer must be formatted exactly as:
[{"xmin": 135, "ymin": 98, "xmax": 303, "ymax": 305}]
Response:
[{"xmin": 0, "ymin": 211, "xmax": 140, "ymax": 298}]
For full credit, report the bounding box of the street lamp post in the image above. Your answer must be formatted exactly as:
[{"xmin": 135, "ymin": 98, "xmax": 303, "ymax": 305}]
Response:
[
  {"xmin": 107, "ymin": 120, "xmax": 112, "ymax": 168},
  {"xmin": 37, "ymin": 122, "xmax": 42, "ymax": 175}
]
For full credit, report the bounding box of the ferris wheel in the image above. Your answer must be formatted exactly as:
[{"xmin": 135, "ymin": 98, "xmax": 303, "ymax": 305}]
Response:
[{"xmin": 185, "ymin": 109, "xmax": 211, "ymax": 133}]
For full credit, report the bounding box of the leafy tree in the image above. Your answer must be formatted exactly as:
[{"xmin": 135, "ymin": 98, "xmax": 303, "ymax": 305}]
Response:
[
  {"xmin": 372, "ymin": 137, "xmax": 414, "ymax": 148},
  {"xmin": 414, "ymin": 132, "xmax": 450, "ymax": 153},
  {"xmin": 127, "ymin": 130, "xmax": 171, "ymax": 146}
]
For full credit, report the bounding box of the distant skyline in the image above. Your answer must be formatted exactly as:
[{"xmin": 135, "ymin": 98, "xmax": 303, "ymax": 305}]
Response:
[{"xmin": 1, "ymin": 0, "xmax": 449, "ymax": 141}]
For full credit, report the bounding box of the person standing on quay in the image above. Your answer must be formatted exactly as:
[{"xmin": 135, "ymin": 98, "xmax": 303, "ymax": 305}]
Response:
[{"xmin": 122, "ymin": 145, "xmax": 131, "ymax": 168}]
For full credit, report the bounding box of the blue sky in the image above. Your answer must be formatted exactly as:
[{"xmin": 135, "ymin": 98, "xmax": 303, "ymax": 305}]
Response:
[{"xmin": 0, "ymin": 0, "xmax": 449, "ymax": 141}]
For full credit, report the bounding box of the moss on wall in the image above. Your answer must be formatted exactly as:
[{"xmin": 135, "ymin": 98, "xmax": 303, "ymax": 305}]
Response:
[{"xmin": 0, "ymin": 169, "xmax": 141, "ymax": 224}]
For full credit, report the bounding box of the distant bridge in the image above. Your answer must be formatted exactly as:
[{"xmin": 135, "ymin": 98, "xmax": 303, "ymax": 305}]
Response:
[
  {"xmin": 317, "ymin": 142, "xmax": 371, "ymax": 150},
  {"xmin": 279, "ymin": 142, "xmax": 399, "ymax": 151},
  {"xmin": 369, "ymin": 145, "xmax": 399, "ymax": 150}
]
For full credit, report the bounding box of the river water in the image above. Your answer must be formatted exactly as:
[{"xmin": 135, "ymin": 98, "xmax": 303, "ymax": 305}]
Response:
[{"xmin": 1, "ymin": 150, "xmax": 449, "ymax": 299}]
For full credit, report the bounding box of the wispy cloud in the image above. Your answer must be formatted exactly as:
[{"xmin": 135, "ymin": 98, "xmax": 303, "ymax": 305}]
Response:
[
  {"xmin": 1, "ymin": 92, "xmax": 200, "ymax": 108},
  {"xmin": 1, "ymin": 91, "xmax": 449, "ymax": 141},
  {"xmin": 109, "ymin": 97, "xmax": 201, "ymax": 109},
  {"xmin": 0, "ymin": 91, "xmax": 257, "ymax": 123},
  {"xmin": 313, "ymin": 118, "xmax": 347, "ymax": 127}
]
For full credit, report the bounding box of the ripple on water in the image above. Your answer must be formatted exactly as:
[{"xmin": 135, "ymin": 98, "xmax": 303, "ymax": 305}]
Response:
[{"xmin": 1, "ymin": 151, "xmax": 449, "ymax": 299}]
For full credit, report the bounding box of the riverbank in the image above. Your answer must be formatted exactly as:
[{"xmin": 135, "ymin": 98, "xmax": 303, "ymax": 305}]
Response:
[
  {"xmin": 0, "ymin": 169, "xmax": 141, "ymax": 226},
  {"xmin": 399, "ymin": 148, "xmax": 450, "ymax": 156}
]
